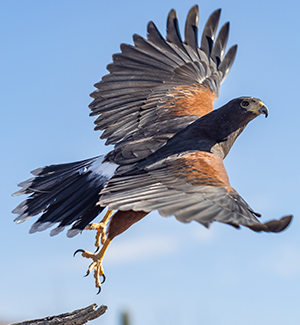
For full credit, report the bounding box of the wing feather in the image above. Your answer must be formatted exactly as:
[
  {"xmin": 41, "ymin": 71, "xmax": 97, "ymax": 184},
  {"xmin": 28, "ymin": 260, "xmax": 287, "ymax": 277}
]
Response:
[
  {"xmin": 200, "ymin": 9, "xmax": 221, "ymax": 57},
  {"xmin": 211, "ymin": 22, "xmax": 230, "ymax": 66},
  {"xmin": 184, "ymin": 5, "xmax": 199, "ymax": 55},
  {"xmin": 166, "ymin": 9, "xmax": 184, "ymax": 49},
  {"xmin": 90, "ymin": 6, "xmax": 238, "ymax": 166},
  {"xmin": 100, "ymin": 152, "xmax": 291, "ymax": 233},
  {"xmin": 218, "ymin": 44, "xmax": 238, "ymax": 81}
]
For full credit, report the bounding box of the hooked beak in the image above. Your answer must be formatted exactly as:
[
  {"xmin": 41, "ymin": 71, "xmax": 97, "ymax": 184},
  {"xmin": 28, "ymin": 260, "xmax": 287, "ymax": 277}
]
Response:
[
  {"xmin": 258, "ymin": 101, "xmax": 269, "ymax": 118},
  {"xmin": 248, "ymin": 101, "xmax": 269, "ymax": 118}
]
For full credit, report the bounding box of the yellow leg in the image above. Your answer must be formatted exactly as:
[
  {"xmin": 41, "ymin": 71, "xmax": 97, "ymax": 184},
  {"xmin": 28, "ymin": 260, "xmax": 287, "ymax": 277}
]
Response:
[
  {"xmin": 85, "ymin": 209, "xmax": 113, "ymax": 247},
  {"xmin": 74, "ymin": 238, "xmax": 112, "ymax": 294},
  {"xmin": 75, "ymin": 209, "xmax": 114, "ymax": 293}
]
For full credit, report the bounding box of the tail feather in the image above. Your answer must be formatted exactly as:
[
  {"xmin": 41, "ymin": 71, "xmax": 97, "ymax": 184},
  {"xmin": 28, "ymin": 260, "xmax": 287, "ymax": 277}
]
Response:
[
  {"xmin": 12, "ymin": 155, "xmax": 117, "ymax": 237},
  {"xmin": 13, "ymin": 157, "xmax": 98, "ymax": 196}
]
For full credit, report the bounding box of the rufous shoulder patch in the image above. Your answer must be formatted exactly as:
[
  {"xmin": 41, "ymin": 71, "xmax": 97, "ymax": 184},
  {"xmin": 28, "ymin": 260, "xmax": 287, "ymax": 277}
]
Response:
[
  {"xmin": 175, "ymin": 151, "xmax": 230, "ymax": 188},
  {"xmin": 166, "ymin": 84, "xmax": 216, "ymax": 117}
]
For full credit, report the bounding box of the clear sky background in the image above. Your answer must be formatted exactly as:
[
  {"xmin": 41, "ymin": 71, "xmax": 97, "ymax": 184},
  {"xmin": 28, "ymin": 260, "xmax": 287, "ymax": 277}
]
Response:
[{"xmin": 1, "ymin": 0, "xmax": 300, "ymax": 324}]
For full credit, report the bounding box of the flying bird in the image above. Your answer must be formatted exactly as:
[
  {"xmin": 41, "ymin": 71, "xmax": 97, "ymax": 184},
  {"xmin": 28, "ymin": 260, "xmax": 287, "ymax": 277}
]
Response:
[{"xmin": 12, "ymin": 5, "xmax": 292, "ymax": 293}]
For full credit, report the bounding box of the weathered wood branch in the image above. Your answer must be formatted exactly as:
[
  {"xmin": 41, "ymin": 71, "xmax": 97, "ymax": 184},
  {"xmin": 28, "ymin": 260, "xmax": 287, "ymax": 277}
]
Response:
[{"xmin": 11, "ymin": 304, "xmax": 107, "ymax": 325}]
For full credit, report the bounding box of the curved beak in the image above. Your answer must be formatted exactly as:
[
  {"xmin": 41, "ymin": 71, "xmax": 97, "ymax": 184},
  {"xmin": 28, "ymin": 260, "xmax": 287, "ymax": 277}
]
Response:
[{"xmin": 258, "ymin": 101, "xmax": 269, "ymax": 118}]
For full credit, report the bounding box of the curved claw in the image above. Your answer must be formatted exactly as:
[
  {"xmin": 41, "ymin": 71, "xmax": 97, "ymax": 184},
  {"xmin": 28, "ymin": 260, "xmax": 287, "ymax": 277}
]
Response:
[
  {"xmin": 101, "ymin": 274, "xmax": 106, "ymax": 284},
  {"xmin": 94, "ymin": 246, "xmax": 100, "ymax": 253},
  {"xmin": 73, "ymin": 249, "xmax": 85, "ymax": 257},
  {"xmin": 97, "ymin": 286, "xmax": 102, "ymax": 295},
  {"xmin": 84, "ymin": 269, "xmax": 91, "ymax": 277}
]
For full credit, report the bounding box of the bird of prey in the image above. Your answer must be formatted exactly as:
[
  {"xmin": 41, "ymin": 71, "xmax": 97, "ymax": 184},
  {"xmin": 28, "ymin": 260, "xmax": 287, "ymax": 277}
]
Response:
[{"xmin": 12, "ymin": 5, "xmax": 292, "ymax": 293}]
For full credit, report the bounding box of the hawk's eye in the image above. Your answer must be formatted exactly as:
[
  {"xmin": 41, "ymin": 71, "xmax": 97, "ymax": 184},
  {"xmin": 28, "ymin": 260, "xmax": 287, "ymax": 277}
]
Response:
[{"xmin": 241, "ymin": 100, "xmax": 250, "ymax": 108}]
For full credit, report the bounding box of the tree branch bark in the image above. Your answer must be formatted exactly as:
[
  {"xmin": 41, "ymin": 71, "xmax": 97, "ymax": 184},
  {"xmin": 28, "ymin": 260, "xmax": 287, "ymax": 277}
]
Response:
[{"xmin": 12, "ymin": 304, "xmax": 107, "ymax": 325}]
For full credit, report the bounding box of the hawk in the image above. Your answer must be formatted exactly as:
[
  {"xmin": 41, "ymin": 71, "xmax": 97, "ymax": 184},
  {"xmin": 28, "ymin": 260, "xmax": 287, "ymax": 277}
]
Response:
[{"xmin": 12, "ymin": 5, "xmax": 292, "ymax": 293}]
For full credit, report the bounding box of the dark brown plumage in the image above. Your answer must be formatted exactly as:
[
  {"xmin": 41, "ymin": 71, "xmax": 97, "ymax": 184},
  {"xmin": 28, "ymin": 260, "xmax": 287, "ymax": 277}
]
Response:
[{"xmin": 12, "ymin": 5, "xmax": 292, "ymax": 291}]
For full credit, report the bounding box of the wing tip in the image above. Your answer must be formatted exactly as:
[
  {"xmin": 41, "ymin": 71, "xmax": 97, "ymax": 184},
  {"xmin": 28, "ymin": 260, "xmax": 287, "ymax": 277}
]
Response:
[
  {"xmin": 188, "ymin": 4, "xmax": 199, "ymax": 16},
  {"xmin": 249, "ymin": 215, "xmax": 293, "ymax": 233},
  {"xmin": 212, "ymin": 8, "xmax": 222, "ymax": 17},
  {"xmin": 168, "ymin": 8, "xmax": 177, "ymax": 18}
]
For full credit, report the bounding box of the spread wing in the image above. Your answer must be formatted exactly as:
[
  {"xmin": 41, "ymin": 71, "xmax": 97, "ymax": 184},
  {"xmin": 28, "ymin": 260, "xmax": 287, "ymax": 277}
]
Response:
[
  {"xmin": 100, "ymin": 151, "xmax": 291, "ymax": 232},
  {"xmin": 90, "ymin": 6, "xmax": 237, "ymax": 166}
]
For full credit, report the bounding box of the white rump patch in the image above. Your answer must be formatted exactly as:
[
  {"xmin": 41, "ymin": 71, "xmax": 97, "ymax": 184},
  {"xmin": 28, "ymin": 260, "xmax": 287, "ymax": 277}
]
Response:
[{"xmin": 87, "ymin": 155, "xmax": 117, "ymax": 179}]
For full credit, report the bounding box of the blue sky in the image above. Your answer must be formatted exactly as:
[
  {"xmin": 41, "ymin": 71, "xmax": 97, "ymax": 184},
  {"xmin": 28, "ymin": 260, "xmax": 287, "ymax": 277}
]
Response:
[{"xmin": 1, "ymin": 0, "xmax": 300, "ymax": 324}]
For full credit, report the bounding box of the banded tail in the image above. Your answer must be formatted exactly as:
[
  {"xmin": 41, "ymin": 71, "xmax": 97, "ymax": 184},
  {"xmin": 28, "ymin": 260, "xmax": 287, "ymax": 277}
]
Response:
[{"xmin": 12, "ymin": 156, "xmax": 117, "ymax": 237}]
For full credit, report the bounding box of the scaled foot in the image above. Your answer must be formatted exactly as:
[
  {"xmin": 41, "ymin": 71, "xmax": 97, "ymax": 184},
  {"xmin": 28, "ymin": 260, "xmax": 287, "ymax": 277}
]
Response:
[
  {"xmin": 74, "ymin": 210, "xmax": 113, "ymax": 293},
  {"xmin": 85, "ymin": 209, "xmax": 113, "ymax": 250}
]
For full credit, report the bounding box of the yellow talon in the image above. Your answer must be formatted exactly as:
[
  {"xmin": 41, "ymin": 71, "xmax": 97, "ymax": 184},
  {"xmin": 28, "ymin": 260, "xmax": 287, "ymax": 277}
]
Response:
[
  {"xmin": 75, "ymin": 238, "xmax": 111, "ymax": 291},
  {"xmin": 75, "ymin": 209, "xmax": 114, "ymax": 292}
]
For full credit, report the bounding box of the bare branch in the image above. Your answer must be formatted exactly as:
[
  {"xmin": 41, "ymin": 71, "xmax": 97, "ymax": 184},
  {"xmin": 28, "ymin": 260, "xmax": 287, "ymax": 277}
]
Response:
[{"xmin": 12, "ymin": 304, "xmax": 107, "ymax": 325}]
